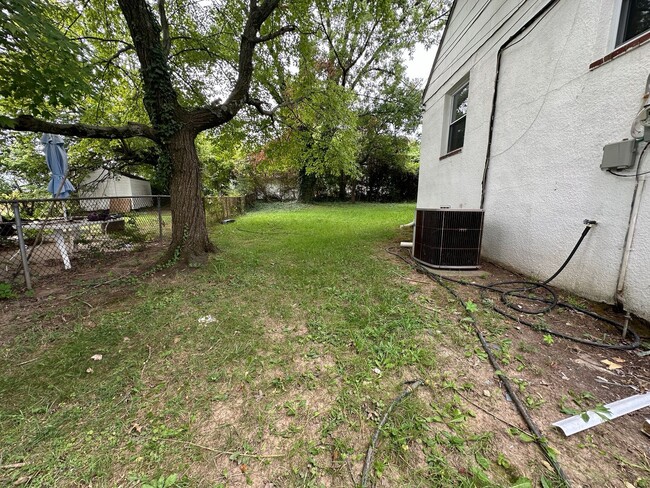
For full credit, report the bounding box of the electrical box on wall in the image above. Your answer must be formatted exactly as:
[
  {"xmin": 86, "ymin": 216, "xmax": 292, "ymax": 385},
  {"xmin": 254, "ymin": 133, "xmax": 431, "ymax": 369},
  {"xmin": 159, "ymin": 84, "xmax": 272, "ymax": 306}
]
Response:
[{"xmin": 601, "ymin": 140, "xmax": 636, "ymax": 170}]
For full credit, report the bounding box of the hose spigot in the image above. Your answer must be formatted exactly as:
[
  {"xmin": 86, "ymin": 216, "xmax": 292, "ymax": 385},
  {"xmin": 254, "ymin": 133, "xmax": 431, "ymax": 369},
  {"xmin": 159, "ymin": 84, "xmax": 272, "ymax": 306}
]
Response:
[{"xmin": 583, "ymin": 219, "xmax": 598, "ymax": 227}]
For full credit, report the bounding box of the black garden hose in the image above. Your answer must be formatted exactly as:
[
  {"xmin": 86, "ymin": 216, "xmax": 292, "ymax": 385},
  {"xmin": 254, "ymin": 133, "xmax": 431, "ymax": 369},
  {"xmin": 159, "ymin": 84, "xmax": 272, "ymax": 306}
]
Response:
[
  {"xmin": 388, "ymin": 222, "xmax": 641, "ymax": 350},
  {"xmin": 496, "ymin": 223, "xmax": 594, "ymax": 315},
  {"xmin": 432, "ymin": 274, "xmax": 571, "ymax": 487}
]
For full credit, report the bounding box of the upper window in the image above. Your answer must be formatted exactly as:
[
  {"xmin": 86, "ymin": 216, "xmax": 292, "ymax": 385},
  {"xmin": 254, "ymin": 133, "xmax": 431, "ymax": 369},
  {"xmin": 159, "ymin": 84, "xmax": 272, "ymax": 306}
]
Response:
[
  {"xmin": 617, "ymin": 0, "xmax": 650, "ymax": 46},
  {"xmin": 448, "ymin": 82, "xmax": 469, "ymax": 153}
]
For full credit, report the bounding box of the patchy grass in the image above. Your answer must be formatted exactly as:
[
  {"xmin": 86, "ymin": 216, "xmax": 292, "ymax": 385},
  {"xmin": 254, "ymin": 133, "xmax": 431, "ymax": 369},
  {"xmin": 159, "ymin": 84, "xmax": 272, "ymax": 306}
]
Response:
[{"xmin": 2, "ymin": 202, "xmax": 641, "ymax": 487}]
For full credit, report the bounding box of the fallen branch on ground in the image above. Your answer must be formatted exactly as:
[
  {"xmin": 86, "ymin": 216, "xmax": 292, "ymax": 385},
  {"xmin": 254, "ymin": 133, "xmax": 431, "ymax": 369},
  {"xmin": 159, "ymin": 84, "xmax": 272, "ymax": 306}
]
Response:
[
  {"xmin": 166, "ymin": 439, "xmax": 284, "ymax": 459},
  {"xmin": 360, "ymin": 379, "xmax": 424, "ymax": 487}
]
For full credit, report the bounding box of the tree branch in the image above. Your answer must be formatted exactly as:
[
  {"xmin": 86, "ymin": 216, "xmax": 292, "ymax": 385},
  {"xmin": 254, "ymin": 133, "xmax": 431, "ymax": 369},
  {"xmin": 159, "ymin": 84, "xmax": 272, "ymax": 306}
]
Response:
[
  {"xmin": 255, "ymin": 25, "xmax": 296, "ymax": 43},
  {"xmin": 158, "ymin": 0, "xmax": 172, "ymax": 58},
  {"xmin": 191, "ymin": 0, "xmax": 281, "ymax": 132},
  {"xmin": 345, "ymin": 19, "xmax": 379, "ymax": 72},
  {"xmin": 63, "ymin": 0, "xmax": 92, "ymax": 34},
  {"xmin": 349, "ymin": 39, "xmax": 390, "ymax": 90},
  {"xmin": 98, "ymin": 45, "xmax": 135, "ymax": 66},
  {"xmin": 316, "ymin": 4, "xmax": 346, "ymax": 76},
  {"xmin": 245, "ymin": 95, "xmax": 286, "ymax": 120},
  {"xmin": 0, "ymin": 115, "xmax": 158, "ymax": 141},
  {"xmin": 117, "ymin": 0, "xmax": 182, "ymax": 133},
  {"xmin": 72, "ymin": 36, "xmax": 133, "ymax": 46},
  {"xmin": 171, "ymin": 46, "xmax": 221, "ymax": 59}
]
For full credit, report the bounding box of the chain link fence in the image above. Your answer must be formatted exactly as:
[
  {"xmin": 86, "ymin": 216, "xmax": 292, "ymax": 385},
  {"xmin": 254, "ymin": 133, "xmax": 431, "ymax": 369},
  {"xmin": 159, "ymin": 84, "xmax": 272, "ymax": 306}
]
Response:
[
  {"xmin": 0, "ymin": 196, "xmax": 171, "ymax": 289},
  {"xmin": 205, "ymin": 194, "xmax": 256, "ymax": 225}
]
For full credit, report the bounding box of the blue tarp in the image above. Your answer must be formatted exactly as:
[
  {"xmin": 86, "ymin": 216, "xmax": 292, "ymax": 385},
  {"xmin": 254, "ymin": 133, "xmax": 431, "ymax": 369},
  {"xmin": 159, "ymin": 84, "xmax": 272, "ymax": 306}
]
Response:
[{"xmin": 41, "ymin": 133, "xmax": 75, "ymax": 198}]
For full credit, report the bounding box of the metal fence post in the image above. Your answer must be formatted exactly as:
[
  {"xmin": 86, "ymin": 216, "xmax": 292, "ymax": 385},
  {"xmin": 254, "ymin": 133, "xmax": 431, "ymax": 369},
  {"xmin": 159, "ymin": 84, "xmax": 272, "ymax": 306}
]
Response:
[
  {"xmin": 157, "ymin": 196, "xmax": 163, "ymax": 242},
  {"xmin": 12, "ymin": 202, "xmax": 32, "ymax": 290}
]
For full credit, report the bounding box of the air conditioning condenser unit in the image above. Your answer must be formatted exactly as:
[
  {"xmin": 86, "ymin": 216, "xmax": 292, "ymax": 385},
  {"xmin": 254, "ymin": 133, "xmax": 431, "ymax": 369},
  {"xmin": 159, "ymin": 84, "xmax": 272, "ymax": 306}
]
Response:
[{"xmin": 413, "ymin": 208, "xmax": 484, "ymax": 269}]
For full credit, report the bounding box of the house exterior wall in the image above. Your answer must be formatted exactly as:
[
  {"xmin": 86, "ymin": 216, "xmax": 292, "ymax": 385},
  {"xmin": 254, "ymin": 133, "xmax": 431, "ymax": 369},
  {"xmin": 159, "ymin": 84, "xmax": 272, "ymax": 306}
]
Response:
[{"xmin": 418, "ymin": 0, "xmax": 650, "ymax": 319}]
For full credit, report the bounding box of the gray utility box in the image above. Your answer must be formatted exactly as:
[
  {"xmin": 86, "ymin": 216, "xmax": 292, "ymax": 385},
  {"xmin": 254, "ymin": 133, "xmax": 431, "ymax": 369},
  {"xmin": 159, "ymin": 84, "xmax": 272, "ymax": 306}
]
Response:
[{"xmin": 601, "ymin": 139, "xmax": 636, "ymax": 170}]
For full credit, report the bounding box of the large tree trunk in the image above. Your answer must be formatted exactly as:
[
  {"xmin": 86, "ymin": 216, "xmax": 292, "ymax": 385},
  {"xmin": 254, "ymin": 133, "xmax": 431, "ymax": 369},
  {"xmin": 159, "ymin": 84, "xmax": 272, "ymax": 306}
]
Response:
[
  {"xmin": 3, "ymin": 0, "xmax": 287, "ymax": 269},
  {"xmin": 166, "ymin": 129, "xmax": 215, "ymax": 264},
  {"xmin": 337, "ymin": 171, "xmax": 347, "ymax": 201},
  {"xmin": 298, "ymin": 166, "xmax": 316, "ymax": 203}
]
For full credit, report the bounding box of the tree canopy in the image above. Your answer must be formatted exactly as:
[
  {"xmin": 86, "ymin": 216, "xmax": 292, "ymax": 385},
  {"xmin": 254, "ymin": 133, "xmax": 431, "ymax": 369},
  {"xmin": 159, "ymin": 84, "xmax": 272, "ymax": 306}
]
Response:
[{"xmin": 250, "ymin": 0, "xmax": 448, "ymax": 200}]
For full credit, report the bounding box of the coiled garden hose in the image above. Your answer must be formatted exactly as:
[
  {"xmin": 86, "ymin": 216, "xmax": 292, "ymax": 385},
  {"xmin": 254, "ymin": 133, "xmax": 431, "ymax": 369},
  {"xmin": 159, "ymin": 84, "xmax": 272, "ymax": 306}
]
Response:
[
  {"xmin": 496, "ymin": 222, "xmax": 594, "ymax": 315},
  {"xmin": 388, "ymin": 222, "xmax": 641, "ymax": 350}
]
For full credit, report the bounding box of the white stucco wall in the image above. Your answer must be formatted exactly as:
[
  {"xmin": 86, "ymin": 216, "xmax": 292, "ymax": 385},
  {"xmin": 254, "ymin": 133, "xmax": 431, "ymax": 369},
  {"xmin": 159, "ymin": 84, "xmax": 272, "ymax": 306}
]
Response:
[{"xmin": 418, "ymin": 0, "xmax": 650, "ymax": 319}]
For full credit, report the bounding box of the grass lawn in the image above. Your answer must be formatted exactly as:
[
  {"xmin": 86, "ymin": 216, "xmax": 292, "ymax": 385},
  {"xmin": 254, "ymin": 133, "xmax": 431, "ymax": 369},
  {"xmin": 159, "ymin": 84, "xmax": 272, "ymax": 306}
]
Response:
[{"xmin": 1, "ymin": 203, "xmax": 643, "ymax": 487}]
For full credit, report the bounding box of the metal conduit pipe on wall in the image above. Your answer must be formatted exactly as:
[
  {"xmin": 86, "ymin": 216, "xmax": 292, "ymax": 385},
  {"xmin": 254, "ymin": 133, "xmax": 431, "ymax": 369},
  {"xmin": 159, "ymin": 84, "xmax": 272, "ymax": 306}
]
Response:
[
  {"xmin": 616, "ymin": 74, "xmax": 650, "ymax": 308},
  {"xmin": 479, "ymin": 0, "xmax": 561, "ymax": 209}
]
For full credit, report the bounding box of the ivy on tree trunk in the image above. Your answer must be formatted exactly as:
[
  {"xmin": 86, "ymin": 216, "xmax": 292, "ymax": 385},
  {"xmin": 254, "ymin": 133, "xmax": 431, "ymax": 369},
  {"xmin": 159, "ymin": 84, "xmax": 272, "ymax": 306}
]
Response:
[{"xmin": 0, "ymin": 0, "xmax": 294, "ymax": 265}]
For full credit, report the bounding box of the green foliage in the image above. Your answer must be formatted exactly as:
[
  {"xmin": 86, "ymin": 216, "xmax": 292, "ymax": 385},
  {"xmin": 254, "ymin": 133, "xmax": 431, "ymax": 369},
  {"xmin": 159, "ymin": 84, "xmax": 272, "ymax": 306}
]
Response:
[
  {"xmin": 198, "ymin": 125, "xmax": 249, "ymax": 195},
  {"xmin": 266, "ymin": 81, "xmax": 361, "ymax": 179},
  {"xmin": 559, "ymin": 392, "xmax": 611, "ymax": 424},
  {"xmin": 511, "ymin": 478, "xmax": 533, "ymax": 488},
  {"xmin": 0, "ymin": 0, "xmax": 159, "ymax": 194},
  {"xmin": 255, "ymin": 0, "xmax": 446, "ymax": 201},
  {"xmin": 132, "ymin": 473, "xmax": 178, "ymax": 488},
  {"xmin": 0, "ymin": 0, "xmax": 445, "ymax": 207},
  {"xmin": 0, "ymin": 0, "xmax": 91, "ymax": 116},
  {"xmin": 0, "ymin": 282, "xmax": 16, "ymax": 299},
  {"xmin": 542, "ymin": 334, "xmax": 554, "ymax": 346},
  {"xmin": 0, "ymin": 133, "xmax": 49, "ymax": 194}
]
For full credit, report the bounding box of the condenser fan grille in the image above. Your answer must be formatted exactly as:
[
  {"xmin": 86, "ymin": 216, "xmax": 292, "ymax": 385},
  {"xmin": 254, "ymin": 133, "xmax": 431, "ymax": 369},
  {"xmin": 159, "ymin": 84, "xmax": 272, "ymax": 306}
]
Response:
[{"xmin": 413, "ymin": 209, "xmax": 484, "ymax": 269}]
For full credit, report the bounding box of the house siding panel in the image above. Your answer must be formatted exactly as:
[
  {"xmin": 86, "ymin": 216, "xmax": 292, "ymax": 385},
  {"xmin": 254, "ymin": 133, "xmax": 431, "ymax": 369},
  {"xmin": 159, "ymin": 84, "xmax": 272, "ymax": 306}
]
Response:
[
  {"xmin": 79, "ymin": 169, "xmax": 153, "ymax": 211},
  {"xmin": 128, "ymin": 178, "xmax": 154, "ymax": 209}
]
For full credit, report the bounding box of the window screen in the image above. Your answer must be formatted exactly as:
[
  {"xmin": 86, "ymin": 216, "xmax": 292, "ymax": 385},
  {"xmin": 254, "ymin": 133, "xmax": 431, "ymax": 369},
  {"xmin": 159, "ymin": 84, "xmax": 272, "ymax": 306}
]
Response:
[{"xmin": 448, "ymin": 82, "xmax": 468, "ymax": 153}]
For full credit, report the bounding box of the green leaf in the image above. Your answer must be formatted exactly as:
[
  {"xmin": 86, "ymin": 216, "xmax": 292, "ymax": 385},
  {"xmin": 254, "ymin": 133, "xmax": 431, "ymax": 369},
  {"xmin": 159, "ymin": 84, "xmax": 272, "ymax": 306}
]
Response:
[
  {"xmin": 0, "ymin": 116, "xmax": 17, "ymax": 129},
  {"xmin": 510, "ymin": 478, "xmax": 532, "ymax": 488},
  {"xmin": 518, "ymin": 432, "xmax": 535, "ymax": 443},
  {"xmin": 469, "ymin": 466, "xmax": 493, "ymax": 486},
  {"xmin": 465, "ymin": 300, "xmax": 478, "ymax": 313},
  {"xmin": 475, "ymin": 453, "xmax": 490, "ymax": 470},
  {"xmin": 559, "ymin": 406, "xmax": 580, "ymax": 416},
  {"xmin": 593, "ymin": 404, "xmax": 612, "ymax": 421},
  {"xmin": 508, "ymin": 427, "xmax": 535, "ymax": 443},
  {"xmin": 545, "ymin": 445, "xmax": 559, "ymax": 462}
]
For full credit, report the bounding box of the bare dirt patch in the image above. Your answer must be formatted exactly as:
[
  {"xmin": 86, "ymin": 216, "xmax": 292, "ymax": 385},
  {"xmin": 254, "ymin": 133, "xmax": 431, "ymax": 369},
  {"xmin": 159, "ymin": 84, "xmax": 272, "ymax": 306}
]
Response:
[
  {"xmin": 0, "ymin": 242, "xmax": 166, "ymax": 346},
  {"xmin": 188, "ymin": 313, "xmax": 340, "ymax": 487},
  {"xmin": 392, "ymin": 253, "xmax": 650, "ymax": 487}
]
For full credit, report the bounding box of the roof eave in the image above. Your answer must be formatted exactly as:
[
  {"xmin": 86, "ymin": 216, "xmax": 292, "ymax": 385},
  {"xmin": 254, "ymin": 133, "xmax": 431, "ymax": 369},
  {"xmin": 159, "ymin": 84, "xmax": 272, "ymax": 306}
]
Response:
[{"xmin": 421, "ymin": 0, "xmax": 458, "ymax": 104}]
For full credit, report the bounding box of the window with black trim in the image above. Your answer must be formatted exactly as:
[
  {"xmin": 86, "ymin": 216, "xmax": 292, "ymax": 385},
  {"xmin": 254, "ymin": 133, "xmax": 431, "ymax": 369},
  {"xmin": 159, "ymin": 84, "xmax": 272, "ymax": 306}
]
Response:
[
  {"xmin": 448, "ymin": 82, "xmax": 468, "ymax": 153},
  {"xmin": 618, "ymin": 0, "xmax": 650, "ymax": 46}
]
